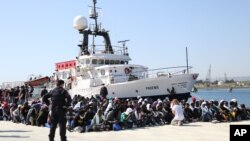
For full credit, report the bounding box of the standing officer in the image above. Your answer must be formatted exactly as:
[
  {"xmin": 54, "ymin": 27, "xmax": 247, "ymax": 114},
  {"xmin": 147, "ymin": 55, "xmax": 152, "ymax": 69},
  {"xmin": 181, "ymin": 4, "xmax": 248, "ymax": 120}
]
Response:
[
  {"xmin": 100, "ymin": 84, "xmax": 108, "ymax": 99},
  {"xmin": 43, "ymin": 80, "xmax": 72, "ymax": 141}
]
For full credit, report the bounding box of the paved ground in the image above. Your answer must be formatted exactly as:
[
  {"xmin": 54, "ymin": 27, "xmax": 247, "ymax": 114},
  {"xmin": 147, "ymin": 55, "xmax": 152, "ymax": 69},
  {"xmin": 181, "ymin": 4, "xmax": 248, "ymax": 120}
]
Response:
[{"xmin": 0, "ymin": 121, "xmax": 249, "ymax": 141}]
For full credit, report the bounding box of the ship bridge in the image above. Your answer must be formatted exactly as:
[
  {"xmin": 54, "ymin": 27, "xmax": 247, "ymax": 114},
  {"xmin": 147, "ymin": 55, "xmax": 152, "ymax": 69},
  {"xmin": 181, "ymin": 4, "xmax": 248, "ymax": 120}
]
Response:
[{"xmin": 77, "ymin": 53, "xmax": 131, "ymax": 67}]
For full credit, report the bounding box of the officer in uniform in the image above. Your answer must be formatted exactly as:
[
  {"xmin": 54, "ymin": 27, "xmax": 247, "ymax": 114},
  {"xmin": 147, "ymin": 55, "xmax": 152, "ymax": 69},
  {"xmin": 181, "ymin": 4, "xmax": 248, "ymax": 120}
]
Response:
[
  {"xmin": 43, "ymin": 80, "xmax": 72, "ymax": 141},
  {"xmin": 100, "ymin": 84, "xmax": 108, "ymax": 99}
]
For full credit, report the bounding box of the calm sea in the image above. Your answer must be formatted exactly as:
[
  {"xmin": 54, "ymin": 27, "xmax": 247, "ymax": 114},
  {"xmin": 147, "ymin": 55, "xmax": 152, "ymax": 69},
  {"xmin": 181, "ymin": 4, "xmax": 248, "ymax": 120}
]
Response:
[{"xmin": 191, "ymin": 88, "xmax": 250, "ymax": 107}]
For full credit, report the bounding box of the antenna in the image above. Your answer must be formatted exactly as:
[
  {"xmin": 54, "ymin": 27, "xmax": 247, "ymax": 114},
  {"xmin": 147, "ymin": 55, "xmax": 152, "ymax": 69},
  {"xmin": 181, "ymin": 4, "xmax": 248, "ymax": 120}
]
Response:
[
  {"xmin": 89, "ymin": 0, "xmax": 100, "ymax": 32},
  {"xmin": 118, "ymin": 40, "xmax": 130, "ymax": 47},
  {"xmin": 118, "ymin": 40, "xmax": 130, "ymax": 56}
]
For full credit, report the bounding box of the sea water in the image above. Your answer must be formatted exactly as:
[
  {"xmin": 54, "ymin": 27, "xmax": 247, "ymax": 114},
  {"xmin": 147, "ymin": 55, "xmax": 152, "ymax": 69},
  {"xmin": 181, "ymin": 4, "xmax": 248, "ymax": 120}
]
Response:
[{"xmin": 191, "ymin": 88, "xmax": 250, "ymax": 107}]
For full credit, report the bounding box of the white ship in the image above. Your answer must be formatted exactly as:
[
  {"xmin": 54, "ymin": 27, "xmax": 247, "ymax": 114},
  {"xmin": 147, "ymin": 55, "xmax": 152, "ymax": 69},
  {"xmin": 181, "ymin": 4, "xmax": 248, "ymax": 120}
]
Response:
[{"xmin": 50, "ymin": 0, "xmax": 198, "ymax": 100}]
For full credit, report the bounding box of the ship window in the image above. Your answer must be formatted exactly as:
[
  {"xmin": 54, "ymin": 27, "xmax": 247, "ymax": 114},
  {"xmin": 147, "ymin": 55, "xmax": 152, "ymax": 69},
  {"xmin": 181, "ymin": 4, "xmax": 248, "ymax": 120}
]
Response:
[
  {"xmin": 110, "ymin": 60, "xmax": 114, "ymax": 64},
  {"xmin": 81, "ymin": 60, "xmax": 85, "ymax": 65},
  {"xmin": 92, "ymin": 59, "xmax": 97, "ymax": 64},
  {"xmin": 62, "ymin": 72, "xmax": 67, "ymax": 79},
  {"xmin": 101, "ymin": 70, "xmax": 105, "ymax": 75},
  {"xmin": 115, "ymin": 60, "xmax": 120, "ymax": 64},
  {"xmin": 105, "ymin": 60, "xmax": 110, "ymax": 64},
  {"xmin": 120, "ymin": 61, "xmax": 125, "ymax": 64},
  {"xmin": 58, "ymin": 74, "xmax": 62, "ymax": 79},
  {"xmin": 76, "ymin": 66, "xmax": 80, "ymax": 72},
  {"xmin": 98, "ymin": 59, "xmax": 104, "ymax": 65},
  {"xmin": 86, "ymin": 59, "xmax": 90, "ymax": 64},
  {"xmin": 57, "ymin": 72, "xmax": 62, "ymax": 79}
]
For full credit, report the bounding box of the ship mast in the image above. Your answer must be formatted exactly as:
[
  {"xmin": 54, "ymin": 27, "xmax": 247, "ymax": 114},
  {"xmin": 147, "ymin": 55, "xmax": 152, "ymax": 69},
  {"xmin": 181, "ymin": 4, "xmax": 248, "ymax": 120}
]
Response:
[
  {"xmin": 205, "ymin": 64, "xmax": 211, "ymax": 87},
  {"xmin": 90, "ymin": 0, "xmax": 99, "ymax": 33},
  {"xmin": 74, "ymin": 0, "xmax": 114, "ymax": 56}
]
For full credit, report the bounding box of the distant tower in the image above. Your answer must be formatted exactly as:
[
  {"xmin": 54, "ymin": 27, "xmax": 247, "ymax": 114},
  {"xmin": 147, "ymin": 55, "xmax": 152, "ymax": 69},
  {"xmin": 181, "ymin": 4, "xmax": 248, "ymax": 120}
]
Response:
[
  {"xmin": 224, "ymin": 73, "xmax": 228, "ymax": 82},
  {"xmin": 205, "ymin": 65, "xmax": 211, "ymax": 87}
]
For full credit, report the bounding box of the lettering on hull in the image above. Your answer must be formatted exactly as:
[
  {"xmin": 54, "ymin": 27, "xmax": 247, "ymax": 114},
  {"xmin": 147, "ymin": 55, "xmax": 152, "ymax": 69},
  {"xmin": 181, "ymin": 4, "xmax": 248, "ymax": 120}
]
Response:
[{"xmin": 146, "ymin": 86, "xmax": 159, "ymax": 90}]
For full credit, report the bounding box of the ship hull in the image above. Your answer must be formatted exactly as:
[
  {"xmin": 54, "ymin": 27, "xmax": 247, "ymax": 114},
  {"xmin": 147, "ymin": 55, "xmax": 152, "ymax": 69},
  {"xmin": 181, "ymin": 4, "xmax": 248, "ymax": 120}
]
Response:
[{"xmin": 70, "ymin": 73, "xmax": 198, "ymax": 101}]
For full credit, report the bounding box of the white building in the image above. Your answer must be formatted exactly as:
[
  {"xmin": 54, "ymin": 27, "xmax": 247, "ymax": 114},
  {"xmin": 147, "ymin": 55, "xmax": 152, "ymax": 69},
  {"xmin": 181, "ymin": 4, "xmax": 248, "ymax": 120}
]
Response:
[
  {"xmin": 218, "ymin": 81, "xmax": 224, "ymax": 86},
  {"xmin": 1, "ymin": 81, "xmax": 25, "ymax": 89}
]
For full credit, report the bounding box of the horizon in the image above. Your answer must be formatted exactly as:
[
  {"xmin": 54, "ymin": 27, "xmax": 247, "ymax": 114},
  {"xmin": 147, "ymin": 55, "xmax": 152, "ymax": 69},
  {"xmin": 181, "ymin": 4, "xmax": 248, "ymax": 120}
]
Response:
[{"xmin": 1, "ymin": 0, "xmax": 250, "ymax": 83}]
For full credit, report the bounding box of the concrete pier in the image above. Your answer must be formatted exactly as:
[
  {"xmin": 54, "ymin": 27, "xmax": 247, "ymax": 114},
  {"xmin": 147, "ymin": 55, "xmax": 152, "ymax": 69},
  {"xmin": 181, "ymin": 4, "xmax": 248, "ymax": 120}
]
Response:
[{"xmin": 0, "ymin": 121, "xmax": 249, "ymax": 141}]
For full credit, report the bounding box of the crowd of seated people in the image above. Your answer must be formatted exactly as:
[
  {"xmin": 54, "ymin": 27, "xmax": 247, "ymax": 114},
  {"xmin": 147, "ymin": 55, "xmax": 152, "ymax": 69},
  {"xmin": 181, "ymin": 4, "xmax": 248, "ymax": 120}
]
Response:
[{"xmin": 1, "ymin": 88, "xmax": 250, "ymax": 133}]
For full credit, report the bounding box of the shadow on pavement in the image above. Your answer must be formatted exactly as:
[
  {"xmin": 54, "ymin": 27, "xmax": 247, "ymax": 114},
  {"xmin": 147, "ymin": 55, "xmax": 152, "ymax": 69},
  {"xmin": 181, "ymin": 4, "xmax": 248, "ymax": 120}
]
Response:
[
  {"xmin": 0, "ymin": 130, "xmax": 32, "ymax": 133},
  {"xmin": 0, "ymin": 130, "xmax": 31, "ymax": 138},
  {"xmin": 0, "ymin": 135, "xmax": 30, "ymax": 138}
]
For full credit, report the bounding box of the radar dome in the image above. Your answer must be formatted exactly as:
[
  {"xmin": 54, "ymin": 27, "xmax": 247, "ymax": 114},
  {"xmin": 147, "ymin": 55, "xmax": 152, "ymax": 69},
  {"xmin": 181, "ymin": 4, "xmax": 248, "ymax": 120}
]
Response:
[{"xmin": 73, "ymin": 15, "xmax": 88, "ymax": 30}]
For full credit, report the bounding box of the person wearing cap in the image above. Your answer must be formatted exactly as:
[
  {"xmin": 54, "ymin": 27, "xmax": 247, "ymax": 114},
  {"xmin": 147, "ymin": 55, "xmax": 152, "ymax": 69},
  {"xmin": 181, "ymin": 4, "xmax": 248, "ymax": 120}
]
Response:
[
  {"xmin": 43, "ymin": 80, "xmax": 72, "ymax": 141},
  {"xmin": 120, "ymin": 108, "xmax": 134, "ymax": 129}
]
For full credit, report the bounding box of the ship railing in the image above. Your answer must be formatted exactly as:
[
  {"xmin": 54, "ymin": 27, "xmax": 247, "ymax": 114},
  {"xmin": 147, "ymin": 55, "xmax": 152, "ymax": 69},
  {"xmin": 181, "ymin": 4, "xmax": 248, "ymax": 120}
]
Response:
[
  {"xmin": 88, "ymin": 45, "xmax": 129, "ymax": 56},
  {"xmin": 109, "ymin": 66, "xmax": 193, "ymax": 84},
  {"xmin": 73, "ymin": 86, "xmax": 102, "ymax": 97},
  {"xmin": 146, "ymin": 66, "xmax": 193, "ymax": 78}
]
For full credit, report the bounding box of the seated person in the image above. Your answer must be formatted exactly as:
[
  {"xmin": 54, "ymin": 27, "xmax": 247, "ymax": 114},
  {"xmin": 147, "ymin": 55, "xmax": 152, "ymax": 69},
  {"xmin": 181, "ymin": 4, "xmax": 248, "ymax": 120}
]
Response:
[
  {"xmin": 219, "ymin": 100, "xmax": 232, "ymax": 122},
  {"xmin": 239, "ymin": 104, "xmax": 250, "ymax": 120},
  {"xmin": 20, "ymin": 102, "xmax": 30, "ymax": 124},
  {"xmin": 184, "ymin": 103, "xmax": 193, "ymax": 122},
  {"xmin": 201, "ymin": 102, "xmax": 213, "ymax": 122},
  {"xmin": 12, "ymin": 105, "xmax": 22, "ymax": 123},
  {"xmin": 229, "ymin": 99, "xmax": 241, "ymax": 121},
  {"xmin": 106, "ymin": 106, "xmax": 121, "ymax": 131},
  {"xmin": 133, "ymin": 106, "xmax": 144, "ymax": 127},
  {"xmin": 66, "ymin": 107, "xmax": 75, "ymax": 131},
  {"xmin": 36, "ymin": 105, "xmax": 49, "ymax": 127},
  {"xmin": 88, "ymin": 109, "xmax": 106, "ymax": 131},
  {"xmin": 120, "ymin": 108, "xmax": 134, "ymax": 129},
  {"xmin": 161, "ymin": 101, "xmax": 173, "ymax": 124},
  {"xmin": 72, "ymin": 109, "xmax": 86, "ymax": 133}
]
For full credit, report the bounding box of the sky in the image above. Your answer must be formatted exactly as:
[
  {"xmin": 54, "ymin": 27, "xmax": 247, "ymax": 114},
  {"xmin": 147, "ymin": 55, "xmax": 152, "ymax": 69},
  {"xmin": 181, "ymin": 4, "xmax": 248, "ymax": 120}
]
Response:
[{"xmin": 0, "ymin": 0, "xmax": 250, "ymax": 83}]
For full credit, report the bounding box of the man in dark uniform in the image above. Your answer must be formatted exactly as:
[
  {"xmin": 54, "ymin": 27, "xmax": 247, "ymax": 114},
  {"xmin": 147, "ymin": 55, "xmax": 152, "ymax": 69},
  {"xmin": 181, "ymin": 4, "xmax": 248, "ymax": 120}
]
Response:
[
  {"xmin": 43, "ymin": 80, "xmax": 72, "ymax": 141},
  {"xmin": 100, "ymin": 84, "xmax": 108, "ymax": 99},
  {"xmin": 41, "ymin": 87, "xmax": 48, "ymax": 98}
]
